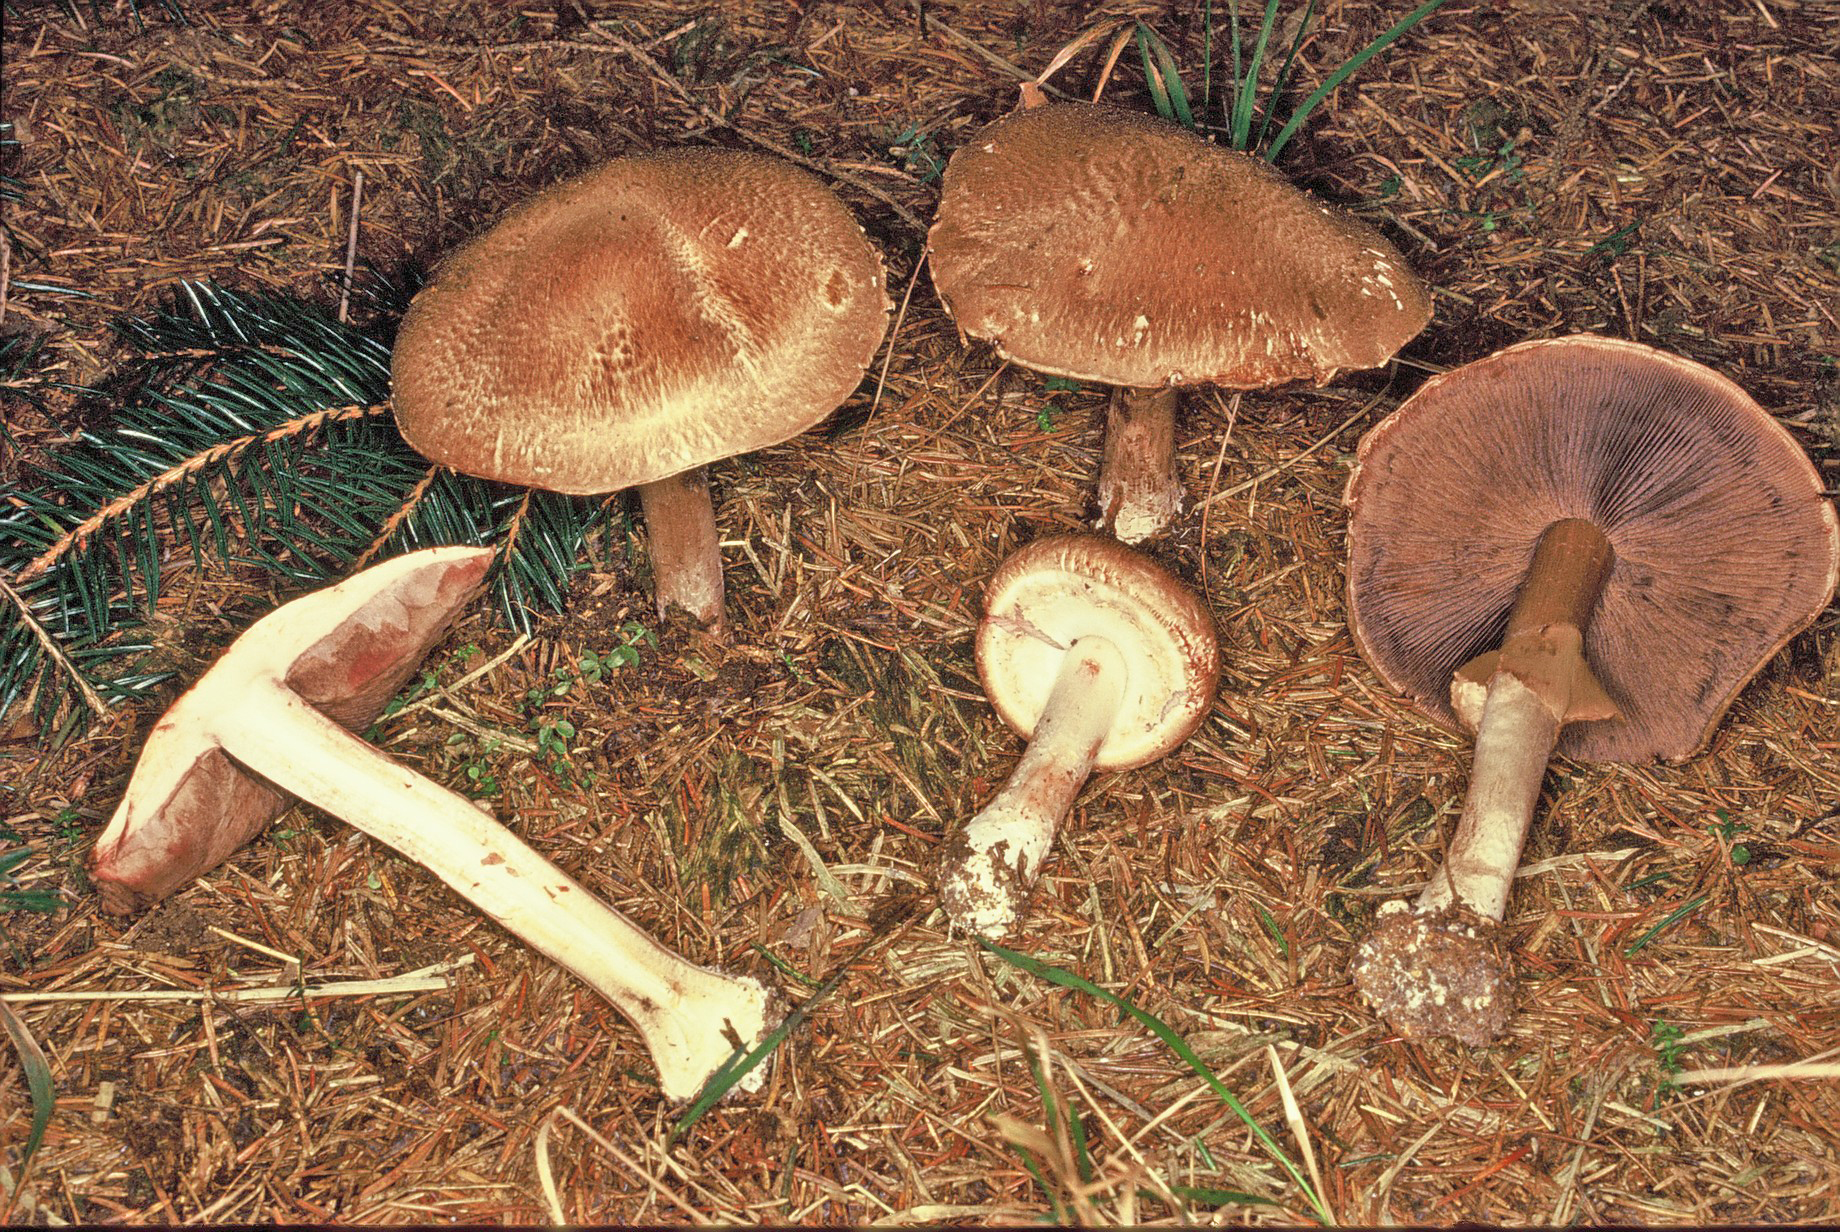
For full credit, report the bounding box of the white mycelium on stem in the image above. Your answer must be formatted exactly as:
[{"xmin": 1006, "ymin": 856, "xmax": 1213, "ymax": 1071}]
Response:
[
  {"xmin": 937, "ymin": 636, "xmax": 1127, "ymax": 936},
  {"xmin": 934, "ymin": 535, "xmax": 1219, "ymax": 938}
]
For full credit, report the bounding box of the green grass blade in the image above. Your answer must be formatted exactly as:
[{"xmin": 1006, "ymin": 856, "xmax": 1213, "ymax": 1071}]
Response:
[
  {"xmin": 1068, "ymin": 1093, "xmax": 1093, "ymax": 1182},
  {"xmin": 1015, "ymin": 1144, "xmax": 1067, "ymax": 1223},
  {"xmin": 0, "ymin": 999, "xmax": 55, "ymax": 1171},
  {"xmin": 668, "ymin": 968, "xmax": 846, "ymax": 1144},
  {"xmin": 1624, "ymin": 894, "xmax": 1710, "ymax": 957},
  {"xmin": 1170, "ymin": 1184, "xmax": 1277, "ymax": 1208},
  {"xmin": 1134, "ymin": 23, "xmax": 1195, "ymax": 129},
  {"xmin": 1136, "ymin": 26, "xmax": 1175, "ymax": 123},
  {"xmin": 1025, "ymin": 1049, "xmax": 1094, "ymax": 1183},
  {"xmin": 1232, "ymin": 0, "xmax": 1283, "ymax": 149},
  {"xmin": 979, "ymin": 938, "xmax": 1328, "ymax": 1223},
  {"xmin": 1264, "ymin": 0, "xmax": 1451, "ymax": 162},
  {"xmin": 1255, "ymin": 902, "xmax": 1289, "ymax": 958},
  {"xmin": 750, "ymin": 944, "xmax": 822, "ymax": 989},
  {"xmin": 1255, "ymin": 0, "xmax": 1317, "ymax": 151}
]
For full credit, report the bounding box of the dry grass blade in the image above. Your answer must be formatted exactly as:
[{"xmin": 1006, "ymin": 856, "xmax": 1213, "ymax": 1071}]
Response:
[
  {"xmin": 532, "ymin": 1111, "xmax": 564, "ymax": 1226},
  {"xmin": 0, "ymin": 956, "xmax": 476, "ymax": 1004},
  {"xmin": 1548, "ymin": 1064, "xmax": 1618, "ymax": 1225},
  {"xmin": 552, "ymin": 1106, "xmax": 719, "ymax": 1225},
  {"xmin": 1674, "ymin": 1051, "xmax": 1840, "ymax": 1086},
  {"xmin": 1264, "ymin": 1043, "xmax": 1332, "ymax": 1226}
]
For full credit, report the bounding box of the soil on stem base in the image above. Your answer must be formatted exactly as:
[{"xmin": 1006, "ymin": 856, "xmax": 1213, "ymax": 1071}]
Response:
[{"xmin": 1350, "ymin": 900, "xmax": 1515, "ymax": 1047}]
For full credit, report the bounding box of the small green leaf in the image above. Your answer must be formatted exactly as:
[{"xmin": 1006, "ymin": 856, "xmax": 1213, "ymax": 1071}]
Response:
[{"xmin": 1169, "ymin": 1184, "xmax": 1277, "ymax": 1208}]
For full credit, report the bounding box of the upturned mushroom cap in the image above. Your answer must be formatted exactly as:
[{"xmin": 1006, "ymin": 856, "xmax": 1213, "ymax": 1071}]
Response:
[
  {"xmin": 89, "ymin": 546, "xmax": 494, "ymax": 914},
  {"xmin": 926, "ymin": 102, "xmax": 1430, "ymax": 390},
  {"xmin": 1345, "ymin": 334, "xmax": 1840, "ymax": 762},
  {"xmin": 391, "ymin": 148, "xmax": 890, "ymax": 494},
  {"xmin": 977, "ymin": 534, "xmax": 1219, "ymax": 771}
]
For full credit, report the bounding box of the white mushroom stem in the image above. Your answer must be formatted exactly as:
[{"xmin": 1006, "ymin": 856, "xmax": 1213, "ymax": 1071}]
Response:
[
  {"xmin": 1097, "ymin": 386, "xmax": 1183, "ymax": 544},
  {"xmin": 1419, "ymin": 518, "xmax": 1619, "ymax": 922},
  {"xmin": 637, "ymin": 467, "xmax": 729, "ymax": 638},
  {"xmin": 938, "ymin": 635, "xmax": 1127, "ymax": 935},
  {"xmin": 1352, "ymin": 520, "xmax": 1619, "ymax": 1045},
  {"xmin": 1418, "ymin": 672, "xmax": 1562, "ymax": 919},
  {"xmin": 190, "ymin": 668, "xmax": 774, "ymax": 1102}
]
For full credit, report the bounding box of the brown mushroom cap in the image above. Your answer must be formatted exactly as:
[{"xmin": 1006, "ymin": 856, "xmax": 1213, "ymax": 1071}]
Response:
[
  {"xmin": 977, "ymin": 534, "xmax": 1219, "ymax": 771},
  {"xmin": 391, "ymin": 149, "xmax": 890, "ymax": 495},
  {"xmin": 89, "ymin": 546, "xmax": 495, "ymax": 914},
  {"xmin": 1345, "ymin": 334, "xmax": 1840, "ymax": 763},
  {"xmin": 926, "ymin": 102, "xmax": 1430, "ymax": 391}
]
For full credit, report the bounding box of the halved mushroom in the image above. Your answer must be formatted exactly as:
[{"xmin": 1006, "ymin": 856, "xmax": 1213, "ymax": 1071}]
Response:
[
  {"xmin": 927, "ymin": 99, "xmax": 1430, "ymax": 543},
  {"xmin": 1344, "ymin": 335, "xmax": 1840, "ymax": 1044},
  {"xmin": 90, "ymin": 547, "xmax": 780, "ymax": 1101},
  {"xmin": 937, "ymin": 535, "xmax": 1219, "ymax": 936},
  {"xmin": 392, "ymin": 148, "xmax": 891, "ymax": 637}
]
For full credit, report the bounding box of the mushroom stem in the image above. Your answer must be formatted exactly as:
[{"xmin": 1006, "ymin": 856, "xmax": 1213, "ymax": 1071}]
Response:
[
  {"xmin": 937, "ymin": 635, "xmax": 1128, "ymax": 935},
  {"xmin": 1418, "ymin": 673, "xmax": 1562, "ymax": 919},
  {"xmin": 637, "ymin": 467, "xmax": 729, "ymax": 638},
  {"xmin": 1097, "ymin": 386, "xmax": 1182, "ymax": 544},
  {"xmin": 1353, "ymin": 518, "xmax": 1616, "ymax": 1044},
  {"xmin": 207, "ymin": 674, "xmax": 775, "ymax": 1101},
  {"xmin": 1427, "ymin": 518, "xmax": 1618, "ymax": 920}
]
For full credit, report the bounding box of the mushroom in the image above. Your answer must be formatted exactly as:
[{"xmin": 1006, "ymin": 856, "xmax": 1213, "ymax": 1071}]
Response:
[
  {"xmin": 926, "ymin": 100, "xmax": 1430, "ymax": 543},
  {"xmin": 937, "ymin": 534, "xmax": 1219, "ymax": 935},
  {"xmin": 1343, "ymin": 335, "xmax": 1840, "ymax": 1044},
  {"xmin": 391, "ymin": 148, "xmax": 891, "ymax": 637},
  {"xmin": 90, "ymin": 546, "xmax": 780, "ymax": 1101}
]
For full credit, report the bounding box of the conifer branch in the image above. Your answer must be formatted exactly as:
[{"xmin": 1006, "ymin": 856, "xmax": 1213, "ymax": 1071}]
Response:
[
  {"xmin": 354, "ymin": 462, "xmax": 443, "ymax": 569},
  {"xmin": 16, "ymin": 403, "xmax": 389, "ymax": 584},
  {"xmin": 2, "ymin": 280, "xmax": 621, "ymax": 734},
  {"xmin": 0, "ymin": 575, "xmax": 111, "ymax": 718}
]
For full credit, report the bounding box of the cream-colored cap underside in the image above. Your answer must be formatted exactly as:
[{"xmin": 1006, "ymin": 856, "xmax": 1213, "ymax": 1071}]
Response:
[{"xmin": 978, "ymin": 537, "xmax": 1217, "ymax": 771}]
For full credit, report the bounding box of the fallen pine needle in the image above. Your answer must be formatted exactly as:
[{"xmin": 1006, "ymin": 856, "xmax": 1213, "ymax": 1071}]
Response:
[{"xmin": 553, "ymin": 1105, "xmax": 712, "ymax": 1225}]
